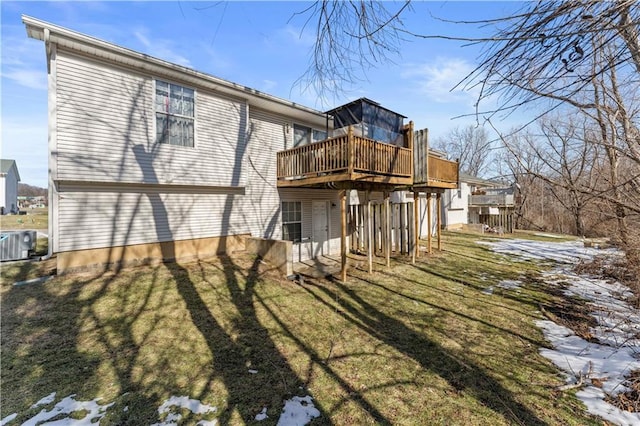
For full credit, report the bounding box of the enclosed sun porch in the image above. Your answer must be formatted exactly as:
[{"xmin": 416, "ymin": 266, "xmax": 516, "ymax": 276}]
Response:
[{"xmin": 276, "ymin": 98, "xmax": 459, "ymax": 190}]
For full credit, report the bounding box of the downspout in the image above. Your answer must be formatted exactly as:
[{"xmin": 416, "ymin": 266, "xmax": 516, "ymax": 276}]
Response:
[
  {"xmin": 44, "ymin": 27, "xmax": 56, "ymax": 260},
  {"xmin": 44, "ymin": 28, "xmax": 51, "ymax": 73}
]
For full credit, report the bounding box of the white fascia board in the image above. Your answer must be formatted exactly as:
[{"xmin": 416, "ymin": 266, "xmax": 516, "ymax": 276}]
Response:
[{"xmin": 22, "ymin": 15, "xmax": 330, "ymax": 129}]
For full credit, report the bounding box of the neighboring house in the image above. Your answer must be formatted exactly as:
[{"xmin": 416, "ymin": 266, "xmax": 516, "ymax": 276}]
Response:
[
  {"xmin": 24, "ymin": 16, "xmax": 458, "ymax": 275},
  {"xmin": 0, "ymin": 159, "xmax": 21, "ymax": 215},
  {"xmin": 441, "ymin": 172, "xmax": 516, "ymax": 232}
]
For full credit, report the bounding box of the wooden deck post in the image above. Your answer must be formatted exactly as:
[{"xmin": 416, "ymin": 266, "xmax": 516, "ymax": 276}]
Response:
[
  {"xmin": 347, "ymin": 126, "xmax": 354, "ymax": 179},
  {"xmin": 385, "ymin": 192, "xmax": 391, "ymax": 268},
  {"xmin": 367, "ymin": 191, "xmax": 373, "ymax": 274},
  {"xmin": 408, "ymin": 121, "xmax": 414, "ymax": 181},
  {"xmin": 427, "ymin": 192, "xmax": 432, "ymax": 254},
  {"xmin": 341, "ymin": 190, "xmax": 348, "ymax": 282},
  {"xmin": 413, "ymin": 191, "xmax": 419, "ymax": 262},
  {"xmin": 436, "ymin": 192, "xmax": 442, "ymax": 251}
]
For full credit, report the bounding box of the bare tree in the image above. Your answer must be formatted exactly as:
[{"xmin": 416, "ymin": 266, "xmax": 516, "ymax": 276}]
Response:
[
  {"xmin": 458, "ymin": 1, "xmax": 640, "ymax": 119},
  {"xmin": 293, "ymin": 1, "xmax": 411, "ymax": 99},
  {"xmin": 432, "ymin": 124, "xmax": 493, "ymax": 177},
  {"xmin": 496, "ymin": 128, "xmax": 548, "ymax": 230},
  {"xmin": 515, "ymin": 117, "xmax": 600, "ymax": 236}
]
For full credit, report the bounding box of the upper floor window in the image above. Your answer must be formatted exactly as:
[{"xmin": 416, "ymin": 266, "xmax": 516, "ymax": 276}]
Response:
[
  {"xmin": 293, "ymin": 124, "xmax": 327, "ymax": 147},
  {"xmin": 155, "ymin": 80, "xmax": 195, "ymax": 147}
]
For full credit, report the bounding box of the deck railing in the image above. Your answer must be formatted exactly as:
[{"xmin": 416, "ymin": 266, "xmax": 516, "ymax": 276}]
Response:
[
  {"xmin": 426, "ymin": 155, "xmax": 459, "ymax": 186},
  {"xmin": 276, "ymin": 133, "xmax": 412, "ymax": 181},
  {"xmin": 469, "ymin": 194, "xmax": 515, "ymax": 206},
  {"xmin": 413, "ymin": 129, "xmax": 459, "ymax": 188}
]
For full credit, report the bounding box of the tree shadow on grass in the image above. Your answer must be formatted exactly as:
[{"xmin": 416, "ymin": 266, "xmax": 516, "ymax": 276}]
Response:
[
  {"xmin": 0, "ymin": 267, "xmax": 166, "ymax": 424},
  {"xmin": 357, "ymin": 273, "xmax": 543, "ymax": 347},
  {"xmin": 298, "ymin": 274, "xmax": 548, "ymax": 426}
]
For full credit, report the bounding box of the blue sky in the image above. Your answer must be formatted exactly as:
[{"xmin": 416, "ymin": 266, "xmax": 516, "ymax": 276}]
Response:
[{"xmin": 1, "ymin": 1, "xmax": 527, "ymax": 188}]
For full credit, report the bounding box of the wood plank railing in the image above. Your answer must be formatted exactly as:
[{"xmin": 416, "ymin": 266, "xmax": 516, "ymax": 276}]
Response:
[
  {"xmin": 413, "ymin": 128, "xmax": 459, "ymax": 188},
  {"xmin": 427, "ymin": 155, "xmax": 459, "ymax": 186},
  {"xmin": 276, "ymin": 134, "xmax": 412, "ymax": 181},
  {"xmin": 353, "ymin": 137, "xmax": 412, "ymax": 177}
]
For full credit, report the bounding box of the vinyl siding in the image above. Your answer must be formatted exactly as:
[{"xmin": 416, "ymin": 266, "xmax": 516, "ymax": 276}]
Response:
[
  {"xmin": 56, "ymin": 183, "xmax": 246, "ymax": 252},
  {"xmin": 54, "ymin": 49, "xmax": 250, "ymax": 252},
  {"xmin": 245, "ymin": 109, "xmax": 341, "ymax": 261},
  {"xmin": 55, "ymin": 50, "xmax": 247, "ymax": 187},
  {"xmin": 52, "ymin": 47, "xmax": 340, "ymax": 260},
  {"xmin": 1, "ymin": 167, "xmax": 19, "ymax": 212},
  {"xmin": 244, "ymin": 109, "xmax": 289, "ymax": 239},
  {"xmin": 443, "ymin": 182, "xmax": 471, "ymax": 228}
]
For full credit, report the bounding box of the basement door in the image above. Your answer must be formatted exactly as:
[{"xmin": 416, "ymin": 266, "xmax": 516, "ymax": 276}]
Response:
[{"xmin": 312, "ymin": 201, "xmax": 330, "ymax": 257}]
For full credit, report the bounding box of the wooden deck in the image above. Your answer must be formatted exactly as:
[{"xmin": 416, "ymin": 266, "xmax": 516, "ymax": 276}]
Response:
[
  {"xmin": 415, "ymin": 155, "xmax": 459, "ymax": 189},
  {"xmin": 277, "ymin": 131, "xmax": 413, "ymax": 188},
  {"xmin": 277, "ymin": 124, "xmax": 459, "ymax": 190}
]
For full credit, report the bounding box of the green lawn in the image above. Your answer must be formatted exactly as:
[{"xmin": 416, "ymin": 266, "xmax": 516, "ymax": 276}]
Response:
[
  {"xmin": 0, "ymin": 231, "xmax": 602, "ymax": 425},
  {"xmin": 0, "ymin": 208, "xmax": 48, "ymax": 230}
]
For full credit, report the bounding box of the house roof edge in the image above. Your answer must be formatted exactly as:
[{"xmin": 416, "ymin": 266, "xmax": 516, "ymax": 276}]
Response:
[{"xmin": 22, "ymin": 15, "xmax": 328, "ymax": 124}]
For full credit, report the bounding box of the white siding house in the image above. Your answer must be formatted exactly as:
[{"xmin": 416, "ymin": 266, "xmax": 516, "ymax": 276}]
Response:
[
  {"xmin": 0, "ymin": 159, "xmax": 21, "ymax": 215},
  {"xmin": 440, "ymin": 173, "xmax": 515, "ymax": 231},
  {"xmin": 24, "ymin": 16, "xmax": 342, "ymax": 271},
  {"xmin": 440, "ymin": 179, "xmax": 473, "ymax": 230}
]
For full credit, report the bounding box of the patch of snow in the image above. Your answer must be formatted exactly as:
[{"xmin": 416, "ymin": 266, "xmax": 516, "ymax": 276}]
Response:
[
  {"xmin": 152, "ymin": 396, "xmax": 217, "ymax": 426},
  {"xmin": 276, "ymin": 395, "xmax": 320, "ymax": 426},
  {"xmin": 477, "ymin": 239, "xmax": 621, "ymax": 265},
  {"xmin": 482, "ymin": 286, "xmax": 494, "ymax": 295},
  {"xmin": 9, "ymin": 393, "xmax": 221, "ymax": 426},
  {"xmin": 255, "ymin": 407, "xmax": 269, "ymax": 421},
  {"xmin": 484, "ymin": 238, "xmax": 640, "ymax": 425},
  {"xmin": 21, "ymin": 394, "xmax": 114, "ymax": 426},
  {"xmin": 537, "ymin": 320, "xmax": 640, "ymax": 425},
  {"xmin": 157, "ymin": 396, "xmax": 217, "ymax": 415},
  {"xmin": 576, "ymin": 386, "xmax": 640, "ymax": 426},
  {"xmin": 31, "ymin": 392, "xmax": 56, "ymax": 408},
  {"xmin": 248, "ymin": 369, "xmax": 258, "ymax": 374},
  {"xmin": 0, "ymin": 413, "xmax": 17, "ymax": 426},
  {"xmin": 543, "ymin": 268, "xmax": 639, "ymax": 350},
  {"xmin": 497, "ymin": 279, "xmax": 522, "ymax": 290},
  {"xmin": 196, "ymin": 421, "xmax": 218, "ymax": 426}
]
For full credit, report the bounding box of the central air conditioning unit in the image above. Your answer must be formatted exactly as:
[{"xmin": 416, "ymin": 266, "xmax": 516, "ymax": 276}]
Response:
[{"xmin": 0, "ymin": 231, "xmax": 37, "ymax": 261}]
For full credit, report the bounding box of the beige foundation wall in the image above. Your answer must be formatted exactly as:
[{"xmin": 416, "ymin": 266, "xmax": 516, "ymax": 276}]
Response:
[{"xmin": 57, "ymin": 234, "xmax": 248, "ymax": 273}]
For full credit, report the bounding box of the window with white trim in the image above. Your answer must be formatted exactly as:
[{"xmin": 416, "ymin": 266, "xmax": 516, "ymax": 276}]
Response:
[
  {"xmin": 155, "ymin": 80, "xmax": 195, "ymax": 147},
  {"xmin": 293, "ymin": 124, "xmax": 327, "ymax": 147},
  {"xmin": 282, "ymin": 201, "xmax": 302, "ymax": 242}
]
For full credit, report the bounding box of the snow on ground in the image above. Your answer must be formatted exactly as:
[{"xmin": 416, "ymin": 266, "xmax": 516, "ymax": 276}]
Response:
[
  {"xmin": 2, "ymin": 393, "xmax": 320, "ymax": 425},
  {"xmin": 14, "ymin": 394, "xmax": 114, "ymax": 426},
  {"xmin": 276, "ymin": 396, "xmax": 321, "ymax": 426},
  {"xmin": 477, "ymin": 238, "xmax": 622, "ymax": 265},
  {"xmin": 30, "ymin": 392, "xmax": 56, "ymax": 409},
  {"xmin": 151, "ymin": 396, "xmax": 218, "ymax": 426},
  {"xmin": 0, "ymin": 415, "xmax": 17, "ymax": 426},
  {"xmin": 255, "ymin": 407, "xmax": 269, "ymax": 421},
  {"xmin": 483, "ymin": 238, "xmax": 640, "ymax": 425}
]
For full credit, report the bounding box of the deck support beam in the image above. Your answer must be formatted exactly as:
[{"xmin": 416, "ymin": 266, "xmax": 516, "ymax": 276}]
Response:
[
  {"xmin": 413, "ymin": 191, "xmax": 419, "ymax": 263},
  {"xmin": 385, "ymin": 192, "xmax": 391, "ymax": 268},
  {"xmin": 341, "ymin": 190, "xmax": 347, "ymax": 282},
  {"xmin": 427, "ymin": 192, "xmax": 432, "ymax": 254},
  {"xmin": 366, "ymin": 191, "xmax": 373, "ymax": 274},
  {"xmin": 436, "ymin": 192, "xmax": 442, "ymax": 251}
]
